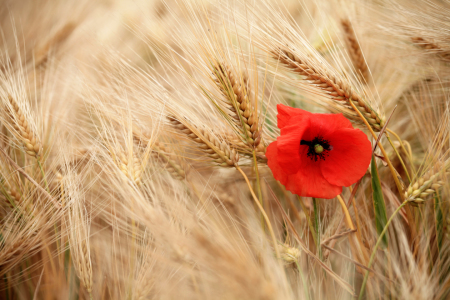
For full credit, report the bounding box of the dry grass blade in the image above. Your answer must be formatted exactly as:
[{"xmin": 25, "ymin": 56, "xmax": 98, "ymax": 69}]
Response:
[{"xmin": 272, "ymin": 48, "xmax": 384, "ymax": 131}]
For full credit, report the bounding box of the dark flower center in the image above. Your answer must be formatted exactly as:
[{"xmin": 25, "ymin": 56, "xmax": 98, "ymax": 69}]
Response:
[{"xmin": 300, "ymin": 136, "xmax": 332, "ymax": 161}]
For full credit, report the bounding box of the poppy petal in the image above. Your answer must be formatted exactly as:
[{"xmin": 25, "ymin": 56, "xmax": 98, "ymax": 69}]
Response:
[
  {"xmin": 266, "ymin": 141, "xmax": 288, "ymax": 183},
  {"xmin": 320, "ymin": 128, "xmax": 372, "ymax": 187},
  {"xmin": 277, "ymin": 104, "xmax": 312, "ymax": 129},
  {"xmin": 268, "ymin": 140, "xmax": 342, "ymax": 199},
  {"xmin": 300, "ymin": 113, "xmax": 354, "ymax": 141},
  {"xmin": 284, "ymin": 163, "xmax": 342, "ymax": 199},
  {"xmin": 276, "ymin": 116, "xmax": 310, "ymax": 174}
]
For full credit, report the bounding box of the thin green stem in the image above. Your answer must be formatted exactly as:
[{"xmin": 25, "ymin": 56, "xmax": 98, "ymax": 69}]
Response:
[{"xmin": 358, "ymin": 201, "xmax": 408, "ymax": 300}]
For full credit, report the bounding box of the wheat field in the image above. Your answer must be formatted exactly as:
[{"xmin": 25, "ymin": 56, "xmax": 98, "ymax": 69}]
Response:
[{"xmin": 0, "ymin": 0, "xmax": 450, "ymax": 299}]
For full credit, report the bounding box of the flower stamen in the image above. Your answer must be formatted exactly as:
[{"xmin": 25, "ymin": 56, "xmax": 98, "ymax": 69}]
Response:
[
  {"xmin": 314, "ymin": 144, "xmax": 324, "ymax": 154},
  {"xmin": 301, "ymin": 136, "xmax": 331, "ymax": 161}
]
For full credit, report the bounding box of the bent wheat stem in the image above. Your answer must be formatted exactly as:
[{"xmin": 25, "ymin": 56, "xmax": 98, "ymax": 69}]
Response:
[
  {"xmin": 235, "ymin": 165, "xmax": 280, "ymax": 259},
  {"xmin": 336, "ymin": 195, "xmax": 355, "ymax": 231}
]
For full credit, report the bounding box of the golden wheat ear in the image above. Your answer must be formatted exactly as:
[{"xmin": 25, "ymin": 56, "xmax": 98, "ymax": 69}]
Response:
[
  {"xmin": 272, "ymin": 47, "xmax": 385, "ymax": 131},
  {"xmin": 5, "ymin": 95, "xmax": 42, "ymax": 158},
  {"xmin": 405, "ymin": 159, "xmax": 450, "ymax": 204},
  {"xmin": 132, "ymin": 129, "xmax": 187, "ymax": 180},
  {"xmin": 212, "ymin": 62, "xmax": 265, "ymax": 152},
  {"xmin": 411, "ymin": 37, "xmax": 450, "ymax": 61},
  {"xmin": 167, "ymin": 115, "xmax": 239, "ymax": 167},
  {"xmin": 341, "ymin": 19, "xmax": 369, "ymax": 84}
]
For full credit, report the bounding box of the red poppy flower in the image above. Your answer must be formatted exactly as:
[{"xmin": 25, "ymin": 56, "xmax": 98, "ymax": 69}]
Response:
[{"xmin": 267, "ymin": 104, "xmax": 372, "ymax": 199}]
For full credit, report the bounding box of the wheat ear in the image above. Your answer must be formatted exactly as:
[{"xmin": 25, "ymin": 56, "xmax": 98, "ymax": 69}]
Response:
[
  {"xmin": 35, "ymin": 22, "xmax": 76, "ymax": 67},
  {"xmin": 117, "ymin": 151, "xmax": 142, "ymax": 185},
  {"xmin": 168, "ymin": 116, "xmax": 239, "ymax": 167},
  {"xmin": 6, "ymin": 95, "xmax": 41, "ymax": 157},
  {"xmin": 132, "ymin": 130, "xmax": 187, "ymax": 180},
  {"xmin": 272, "ymin": 48, "xmax": 384, "ymax": 131},
  {"xmin": 213, "ymin": 63, "xmax": 265, "ymax": 152},
  {"xmin": 341, "ymin": 19, "xmax": 369, "ymax": 83},
  {"xmin": 0, "ymin": 232, "xmax": 40, "ymax": 269},
  {"xmin": 411, "ymin": 37, "xmax": 450, "ymax": 61},
  {"xmin": 152, "ymin": 141, "xmax": 187, "ymax": 180},
  {"xmin": 68, "ymin": 196, "xmax": 93, "ymax": 294},
  {"xmin": 404, "ymin": 159, "xmax": 450, "ymax": 204},
  {"xmin": 4, "ymin": 181, "xmax": 21, "ymax": 204}
]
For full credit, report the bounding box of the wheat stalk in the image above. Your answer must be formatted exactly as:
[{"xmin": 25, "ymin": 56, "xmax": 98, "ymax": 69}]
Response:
[
  {"xmin": 6, "ymin": 95, "xmax": 42, "ymax": 158},
  {"xmin": 4, "ymin": 181, "xmax": 21, "ymax": 205},
  {"xmin": 213, "ymin": 63, "xmax": 265, "ymax": 152},
  {"xmin": 411, "ymin": 37, "xmax": 450, "ymax": 61},
  {"xmin": 0, "ymin": 233, "xmax": 40, "ymax": 269},
  {"xmin": 68, "ymin": 192, "xmax": 93, "ymax": 294},
  {"xmin": 34, "ymin": 22, "xmax": 76, "ymax": 67},
  {"xmin": 272, "ymin": 48, "xmax": 384, "ymax": 131},
  {"xmin": 404, "ymin": 159, "xmax": 450, "ymax": 204},
  {"xmin": 116, "ymin": 151, "xmax": 142, "ymax": 185},
  {"xmin": 152, "ymin": 142, "xmax": 187, "ymax": 180},
  {"xmin": 168, "ymin": 116, "xmax": 239, "ymax": 167},
  {"xmin": 341, "ymin": 19, "xmax": 369, "ymax": 83},
  {"xmin": 132, "ymin": 129, "xmax": 187, "ymax": 180}
]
